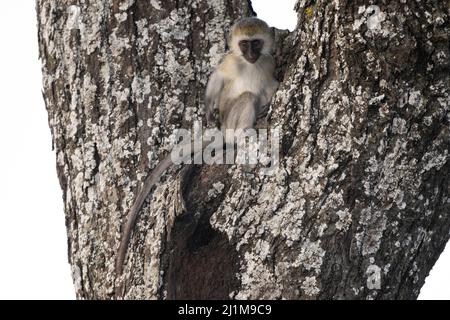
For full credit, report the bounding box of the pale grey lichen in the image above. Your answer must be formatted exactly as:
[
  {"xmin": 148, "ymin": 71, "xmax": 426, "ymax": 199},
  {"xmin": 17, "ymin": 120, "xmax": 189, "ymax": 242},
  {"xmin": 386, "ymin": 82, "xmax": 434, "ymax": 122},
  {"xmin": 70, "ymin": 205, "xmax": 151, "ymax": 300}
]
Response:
[
  {"xmin": 294, "ymin": 240, "xmax": 326, "ymax": 273},
  {"xmin": 207, "ymin": 182, "xmax": 225, "ymax": 199},
  {"xmin": 421, "ymin": 150, "xmax": 448, "ymax": 173},
  {"xmin": 67, "ymin": 5, "xmax": 82, "ymax": 30},
  {"xmin": 335, "ymin": 209, "xmax": 352, "ymax": 231},
  {"xmin": 150, "ymin": 0, "xmax": 162, "ymax": 11},
  {"xmin": 356, "ymin": 208, "xmax": 387, "ymax": 257},
  {"xmin": 392, "ymin": 117, "xmax": 407, "ymax": 135},
  {"xmin": 301, "ymin": 276, "xmax": 321, "ymax": 296},
  {"xmin": 135, "ymin": 19, "xmax": 150, "ymax": 51},
  {"xmin": 119, "ymin": 0, "xmax": 135, "ymax": 11},
  {"xmin": 366, "ymin": 6, "xmax": 386, "ymax": 33}
]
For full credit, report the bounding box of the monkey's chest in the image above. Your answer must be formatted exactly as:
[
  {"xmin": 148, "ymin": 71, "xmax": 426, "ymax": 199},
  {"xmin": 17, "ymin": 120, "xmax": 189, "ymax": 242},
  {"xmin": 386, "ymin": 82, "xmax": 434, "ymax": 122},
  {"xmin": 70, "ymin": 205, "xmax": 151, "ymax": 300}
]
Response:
[{"xmin": 227, "ymin": 67, "xmax": 270, "ymax": 99}]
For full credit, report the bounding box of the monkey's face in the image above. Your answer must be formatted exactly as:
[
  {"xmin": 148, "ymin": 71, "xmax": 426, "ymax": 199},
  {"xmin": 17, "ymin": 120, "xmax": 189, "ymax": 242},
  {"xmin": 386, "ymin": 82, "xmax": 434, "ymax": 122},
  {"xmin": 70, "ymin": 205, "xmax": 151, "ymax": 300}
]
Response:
[{"xmin": 238, "ymin": 39, "xmax": 264, "ymax": 64}]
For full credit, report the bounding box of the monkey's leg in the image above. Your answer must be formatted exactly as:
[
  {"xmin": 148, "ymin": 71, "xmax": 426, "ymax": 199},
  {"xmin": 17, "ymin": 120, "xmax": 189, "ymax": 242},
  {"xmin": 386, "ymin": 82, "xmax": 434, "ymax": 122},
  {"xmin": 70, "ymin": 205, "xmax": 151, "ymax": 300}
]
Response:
[
  {"xmin": 233, "ymin": 93, "xmax": 259, "ymax": 170},
  {"xmin": 234, "ymin": 92, "xmax": 258, "ymax": 129}
]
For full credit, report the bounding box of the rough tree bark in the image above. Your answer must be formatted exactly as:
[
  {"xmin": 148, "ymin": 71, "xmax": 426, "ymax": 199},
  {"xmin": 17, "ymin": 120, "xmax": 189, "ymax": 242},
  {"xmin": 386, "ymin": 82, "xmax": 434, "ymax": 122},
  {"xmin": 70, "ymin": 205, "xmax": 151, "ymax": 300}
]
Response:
[{"xmin": 37, "ymin": 0, "xmax": 449, "ymax": 299}]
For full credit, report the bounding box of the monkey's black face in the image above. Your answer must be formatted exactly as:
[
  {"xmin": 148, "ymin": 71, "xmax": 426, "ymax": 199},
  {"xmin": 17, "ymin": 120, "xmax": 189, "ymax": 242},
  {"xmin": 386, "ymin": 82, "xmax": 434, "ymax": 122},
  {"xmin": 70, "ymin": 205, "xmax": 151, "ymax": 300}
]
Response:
[{"xmin": 239, "ymin": 39, "xmax": 264, "ymax": 64}]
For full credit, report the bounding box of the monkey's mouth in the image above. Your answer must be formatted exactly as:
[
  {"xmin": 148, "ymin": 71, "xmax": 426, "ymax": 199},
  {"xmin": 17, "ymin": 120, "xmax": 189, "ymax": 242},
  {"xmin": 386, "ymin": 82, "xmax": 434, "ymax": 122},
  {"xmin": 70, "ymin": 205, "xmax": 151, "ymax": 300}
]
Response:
[{"xmin": 245, "ymin": 56, "xmax": 259, "ymax": 64}]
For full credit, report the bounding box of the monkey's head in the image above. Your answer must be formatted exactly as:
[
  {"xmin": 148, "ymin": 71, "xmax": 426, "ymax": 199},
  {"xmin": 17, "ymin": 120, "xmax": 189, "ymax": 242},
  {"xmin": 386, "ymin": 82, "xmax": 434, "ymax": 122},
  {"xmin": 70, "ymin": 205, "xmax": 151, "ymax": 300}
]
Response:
[{"xmin": 229, "ymin": 17, "xmax": 274, "ymax": 64}]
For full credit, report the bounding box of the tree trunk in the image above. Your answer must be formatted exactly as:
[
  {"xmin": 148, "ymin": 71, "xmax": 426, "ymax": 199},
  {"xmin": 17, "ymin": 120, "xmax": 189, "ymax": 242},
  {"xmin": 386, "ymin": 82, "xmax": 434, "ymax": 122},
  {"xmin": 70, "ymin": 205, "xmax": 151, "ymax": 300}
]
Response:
[{"xmin": 37, "ymin": 0, "xmax": 449, "ymax": 300}]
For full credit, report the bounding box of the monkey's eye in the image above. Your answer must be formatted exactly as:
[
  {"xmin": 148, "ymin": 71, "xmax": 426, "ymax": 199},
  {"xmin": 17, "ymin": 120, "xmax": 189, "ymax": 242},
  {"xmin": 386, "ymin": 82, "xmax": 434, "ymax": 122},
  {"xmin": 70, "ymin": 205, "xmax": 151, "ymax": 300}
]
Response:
[
  {"xmin": 251, "ymin": 39, "xmax": 263, "ymax": 51},
  {"xmin": 239, "ymin": 40, "xmax": 249, "ymax": 51}
]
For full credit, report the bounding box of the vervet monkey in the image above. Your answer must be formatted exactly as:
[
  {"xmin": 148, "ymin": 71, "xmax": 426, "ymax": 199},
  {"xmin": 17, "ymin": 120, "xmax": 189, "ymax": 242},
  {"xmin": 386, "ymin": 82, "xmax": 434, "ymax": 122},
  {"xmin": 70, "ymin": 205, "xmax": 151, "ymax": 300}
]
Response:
[
  {"xmin": 205, "ymin": 17, "xmax": 279, "ymax": 142},
  {"xmin": 115, "ymin": 17, "xmax": 278, "ymax": 276}
]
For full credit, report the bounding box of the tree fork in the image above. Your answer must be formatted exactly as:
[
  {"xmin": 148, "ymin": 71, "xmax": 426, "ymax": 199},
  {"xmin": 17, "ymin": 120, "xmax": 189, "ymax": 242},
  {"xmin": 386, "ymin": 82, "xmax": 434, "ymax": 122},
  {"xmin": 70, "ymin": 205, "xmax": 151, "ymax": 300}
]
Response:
[{"xmin": 37, "ymin": 0, "xmax": 449, "ymax": 299}]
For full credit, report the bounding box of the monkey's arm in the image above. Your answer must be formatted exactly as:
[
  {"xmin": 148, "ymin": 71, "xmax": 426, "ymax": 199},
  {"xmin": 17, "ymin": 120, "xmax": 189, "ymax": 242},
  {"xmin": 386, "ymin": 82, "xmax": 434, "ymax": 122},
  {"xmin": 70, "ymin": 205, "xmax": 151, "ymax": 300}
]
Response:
[
  {"xmin": 257, "ymin": 79, "xmax": 279, "ymax": 119},
  {"xmin": 205, "ymin": 68, "xmax": 224, "ymax": 125},
  {"xmin": 115, "ymin": 155, "xmax": 173, "ymax": 275}
]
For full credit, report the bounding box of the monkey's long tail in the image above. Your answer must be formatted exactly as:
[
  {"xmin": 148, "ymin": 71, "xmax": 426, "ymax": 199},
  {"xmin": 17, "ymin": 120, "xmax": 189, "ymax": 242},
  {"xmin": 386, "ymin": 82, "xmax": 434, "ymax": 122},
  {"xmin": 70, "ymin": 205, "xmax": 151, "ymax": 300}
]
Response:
[
  {"xmin": 115, "ymin": 138, "xmax": 228, "ymax": 276},
  {"xmin": 115, "ymin": 155, "xmax": 173, "ymax": 275}
]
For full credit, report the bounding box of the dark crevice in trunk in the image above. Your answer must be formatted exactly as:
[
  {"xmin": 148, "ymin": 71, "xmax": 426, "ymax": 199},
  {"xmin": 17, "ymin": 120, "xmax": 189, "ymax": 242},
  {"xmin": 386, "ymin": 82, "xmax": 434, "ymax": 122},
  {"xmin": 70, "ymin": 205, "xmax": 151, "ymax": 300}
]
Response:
[{"xmin": 163, "ymin": 164, "xmax": 239, "ymax": 299}]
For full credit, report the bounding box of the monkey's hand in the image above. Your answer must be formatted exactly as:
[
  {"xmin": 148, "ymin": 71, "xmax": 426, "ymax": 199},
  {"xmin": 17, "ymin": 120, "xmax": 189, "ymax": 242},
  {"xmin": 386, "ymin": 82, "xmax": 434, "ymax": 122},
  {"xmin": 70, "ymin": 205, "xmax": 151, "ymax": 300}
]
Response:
[
  {"xmin": 204, "ymin": 68, "xmax": 223, "ymax": 127},
  {"xmin": 257, "ymin": 104, "xmax": 270, "ymax": 119},
  {"xmin": 206, "ymin": 107, "xmax": 218, "ymax": 127},
  {"xmin": 206, "ymin": 107, "xmax": 214, "ymax": 124}
]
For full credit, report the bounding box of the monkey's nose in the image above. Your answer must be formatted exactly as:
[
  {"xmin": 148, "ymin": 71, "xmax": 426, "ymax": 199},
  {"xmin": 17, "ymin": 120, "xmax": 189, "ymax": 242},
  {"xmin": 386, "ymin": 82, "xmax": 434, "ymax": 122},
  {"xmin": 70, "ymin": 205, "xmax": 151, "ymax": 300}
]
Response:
[{"xmin": 246, "ymin": 48, "xmax": 259, "ymax": 63}]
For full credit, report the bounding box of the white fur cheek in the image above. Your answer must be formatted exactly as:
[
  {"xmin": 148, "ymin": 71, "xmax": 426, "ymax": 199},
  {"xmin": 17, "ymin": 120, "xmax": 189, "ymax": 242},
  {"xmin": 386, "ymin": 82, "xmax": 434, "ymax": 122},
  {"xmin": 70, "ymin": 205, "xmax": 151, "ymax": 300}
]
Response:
[
  {"xmin": 261, "ymin": 35, "xmax": 273, "ymax": 55},
  {"xmin": 230, "ymin": 36, "xmax": 244, "ymax": 54},
  {"xmin": 230, "ymin": 41, "xmax": 240, "ymax": 54}
]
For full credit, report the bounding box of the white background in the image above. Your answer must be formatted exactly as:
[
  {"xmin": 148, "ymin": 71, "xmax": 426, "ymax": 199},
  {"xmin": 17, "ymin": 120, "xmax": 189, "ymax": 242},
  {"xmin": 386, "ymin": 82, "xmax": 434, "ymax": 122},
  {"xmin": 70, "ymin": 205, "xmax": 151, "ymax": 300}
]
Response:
[{"xmin": 0, "ymin": 1, "xmax": 447, "ymax": 300}]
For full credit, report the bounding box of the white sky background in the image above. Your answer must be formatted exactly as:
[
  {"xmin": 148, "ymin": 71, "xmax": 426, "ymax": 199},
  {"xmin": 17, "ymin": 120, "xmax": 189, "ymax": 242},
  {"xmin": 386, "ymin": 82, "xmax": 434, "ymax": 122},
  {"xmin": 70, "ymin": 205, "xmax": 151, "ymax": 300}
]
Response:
[{"xmin": 0, "ymin": 1, "xmax": 447, "ymax": 300}]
